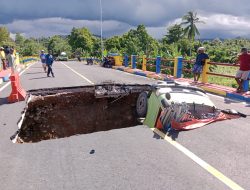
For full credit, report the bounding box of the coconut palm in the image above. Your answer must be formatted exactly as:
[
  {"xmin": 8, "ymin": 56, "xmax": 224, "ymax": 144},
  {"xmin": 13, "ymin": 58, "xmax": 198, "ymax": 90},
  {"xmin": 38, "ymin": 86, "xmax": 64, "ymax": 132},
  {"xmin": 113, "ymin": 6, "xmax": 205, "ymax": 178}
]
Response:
[
  {"xmin": 181, "ymin": 11, "xmax": 205, "ymax": 41},
  {"xmin": 181, "ymin": 11, "xmax": 205, "ymax": 55}
]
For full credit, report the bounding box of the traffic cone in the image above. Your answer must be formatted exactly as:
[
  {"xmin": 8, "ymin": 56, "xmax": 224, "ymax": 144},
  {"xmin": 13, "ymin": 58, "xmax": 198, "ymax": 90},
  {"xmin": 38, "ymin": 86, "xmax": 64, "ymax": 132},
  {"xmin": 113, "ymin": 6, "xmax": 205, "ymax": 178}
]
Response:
[{"xmin": 8, "ymin": 73, "xmax": 26, "ymax": 103}]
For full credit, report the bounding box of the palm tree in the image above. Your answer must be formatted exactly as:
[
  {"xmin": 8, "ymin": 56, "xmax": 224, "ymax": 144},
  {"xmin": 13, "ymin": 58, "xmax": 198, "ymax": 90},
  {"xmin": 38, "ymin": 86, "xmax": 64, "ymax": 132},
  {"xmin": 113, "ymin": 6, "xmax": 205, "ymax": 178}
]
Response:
[
  {"xmin": 181, "ymin": 11, "xmax": 205, "ymax": 55},
  {"xmin": 181, "ymin": 11, "xmax": 204, "ymax": 40}
]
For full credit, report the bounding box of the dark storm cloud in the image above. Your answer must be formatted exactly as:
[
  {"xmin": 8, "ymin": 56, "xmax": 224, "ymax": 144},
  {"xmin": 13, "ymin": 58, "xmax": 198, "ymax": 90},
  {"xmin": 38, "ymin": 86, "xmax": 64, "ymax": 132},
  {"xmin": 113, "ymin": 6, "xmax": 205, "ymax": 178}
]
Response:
[
  {"xmin": 1, "ymin": 0, "xmax": 249, "ymax": 26},
  {"xmin": 4, "ymin": 18, "xmax": 132, "ymax": 38},
  {"xmin": 1, "ymin": 0, "xmax": 250, "ymax": 38}
]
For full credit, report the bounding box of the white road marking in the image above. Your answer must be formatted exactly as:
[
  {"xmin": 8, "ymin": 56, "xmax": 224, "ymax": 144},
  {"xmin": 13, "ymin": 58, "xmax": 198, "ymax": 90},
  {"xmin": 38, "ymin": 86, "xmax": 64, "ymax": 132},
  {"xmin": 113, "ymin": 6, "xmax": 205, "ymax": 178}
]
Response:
[
  {"xmin": 151, "ymin": 128, "xmax": 244, "ymax": 190},
  {"xmin": 0, "ymin": 62, "xmax": 36, "ymax": 92},
  {"xmin": 7, "ymin": 61, "xmax": 244, "ymax": 189},
  {"xmin": 60, "ymin": 62, "xmax": 94, "ymax": 84},
  {"xmin": 62, "ymin": 62, "xmax": 245, "ymax": 189}
]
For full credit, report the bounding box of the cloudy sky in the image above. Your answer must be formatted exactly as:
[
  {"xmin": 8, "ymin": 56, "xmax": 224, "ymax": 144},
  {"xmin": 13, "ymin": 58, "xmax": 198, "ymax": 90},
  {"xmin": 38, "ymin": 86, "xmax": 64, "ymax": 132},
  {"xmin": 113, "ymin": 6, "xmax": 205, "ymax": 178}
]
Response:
[{"xmin": 1, "ymin": 0, "xmax": 250, "ymax": 39}]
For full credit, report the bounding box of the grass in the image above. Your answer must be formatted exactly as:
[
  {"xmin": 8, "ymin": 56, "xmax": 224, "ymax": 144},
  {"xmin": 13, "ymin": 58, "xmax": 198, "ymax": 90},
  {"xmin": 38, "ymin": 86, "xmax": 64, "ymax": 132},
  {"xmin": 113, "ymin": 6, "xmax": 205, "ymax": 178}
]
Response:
[{"xmin": 207, "ymin": 65, "xmax": 238, "ymax": 88}]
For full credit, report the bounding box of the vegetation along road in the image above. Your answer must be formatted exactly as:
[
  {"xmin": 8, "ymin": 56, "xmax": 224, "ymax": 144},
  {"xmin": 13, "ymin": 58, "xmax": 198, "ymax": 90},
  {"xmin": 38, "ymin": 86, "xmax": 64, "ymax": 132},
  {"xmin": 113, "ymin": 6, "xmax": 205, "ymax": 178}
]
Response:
[{"xmin": 0, "ymin": 61, "xmax": 249, "ymax": 190}]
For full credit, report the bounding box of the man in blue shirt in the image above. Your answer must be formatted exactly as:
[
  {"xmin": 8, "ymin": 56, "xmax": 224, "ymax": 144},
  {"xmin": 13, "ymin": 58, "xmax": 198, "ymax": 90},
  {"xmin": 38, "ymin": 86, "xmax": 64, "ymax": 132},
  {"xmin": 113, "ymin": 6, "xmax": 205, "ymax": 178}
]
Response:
[
  {"xmin": 192, "ymin": 47, "xmax": 209, "ymax": 83},
  {"xmin": 45, "ymin": 50, "xmax": 55, "ymax": 77}
]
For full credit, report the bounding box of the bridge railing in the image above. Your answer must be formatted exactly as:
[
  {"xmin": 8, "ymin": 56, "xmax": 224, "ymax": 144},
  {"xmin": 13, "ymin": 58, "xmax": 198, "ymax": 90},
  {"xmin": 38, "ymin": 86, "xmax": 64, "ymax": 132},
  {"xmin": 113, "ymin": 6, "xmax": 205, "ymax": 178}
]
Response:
[
  {"xmin": 160, "ymin": 57, "xmax": 175, "ymax": 75},
  {"xmin": 203, "ymin": 60, "xmax": 249, "ymax": 91},
  {"xmin": 20, "ymin": 56, "xmax": 39, "ymax": 64},
  {"xmin": 120, "ymin": 55, "xmax": 249, "ymax": 92}
]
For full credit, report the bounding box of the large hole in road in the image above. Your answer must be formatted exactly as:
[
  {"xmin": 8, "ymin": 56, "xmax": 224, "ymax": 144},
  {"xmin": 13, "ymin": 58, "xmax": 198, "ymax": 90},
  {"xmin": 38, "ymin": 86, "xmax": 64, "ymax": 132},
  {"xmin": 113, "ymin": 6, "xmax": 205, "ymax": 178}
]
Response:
[{"xmin": 14, "ymin": 84, "xmax": 151, "ymax": 143}]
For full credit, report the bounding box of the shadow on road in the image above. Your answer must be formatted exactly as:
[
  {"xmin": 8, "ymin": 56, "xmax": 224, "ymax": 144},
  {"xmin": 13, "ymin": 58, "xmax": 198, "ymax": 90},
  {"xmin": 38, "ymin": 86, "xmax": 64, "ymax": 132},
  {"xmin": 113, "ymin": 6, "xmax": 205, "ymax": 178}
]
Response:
[
  {"xmin": 25, "ymin": 72, "xmax": 45, "ymax": 75},
  {"xmin": 166, "ymin": 129, "xmax": 180, "ymax": 141},
  {"xmin": 153, "ymin": 128, "xmax": 180, "ymax": 141},
  {"xmin": 224, "ymin": 98, "xmax": 238, "ymax": 104},
  {"xmin": 29, "ymin": 76, "xmax": 51, "ymax": 80},
  {"xmin": 224, "ymin": 97, "xmax": 250, "ymax": 107},
  {"xmin": 153, "ymin": 132, "xmax": 161, "ymax": 139},
  {"xmin": 0, "ymin": 97, "xmax": 8, "ymax": 105},
  {"xmin": 30, "ymin": 66, "xmax": 43, "ymax": 69}
]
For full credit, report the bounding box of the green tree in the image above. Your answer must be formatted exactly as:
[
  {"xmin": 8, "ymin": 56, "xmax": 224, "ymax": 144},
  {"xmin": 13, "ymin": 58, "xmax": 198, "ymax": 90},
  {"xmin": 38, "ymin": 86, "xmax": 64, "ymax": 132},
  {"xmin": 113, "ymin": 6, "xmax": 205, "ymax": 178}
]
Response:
[
  {"xmin": 48, "ymin": 35, "xmax": 72, "ymax": 56},
  {"xmin": 181, "ymin": 11, "xmax": 204, "ymax": 41},
  {"xmin": 21, "ymin": 39, "xmax": 44, "ymax": 56},
  {"xmin": 118, "ymin": 25, "xmax": 159, "ymax": 56},
  {"xmin": 15, "ymin": 33, "xmax": 25, "ymax": 45},
  {"xmin": 68, "ymin": 27, "xmax": 94, "ymax": 54},
  {"xmin": 0, "ymin": 27, "xmax": 10, "ymax": 46},
  {"xmin": 136, "ymin": 25, "xmax": 159, "ymax": 56},
  {"xmin": 163, "ymin": 24, "xmax": 184, "ymax": 44},
  {"xmin": 180, "ymin": 11, "xmax": 204, "ymax": 56},
  {"xmin": 119, "ymin": 29, "xmax": 140, "ymax": 55},
  {"xmin": 37, "ymin": 37, "xmax": 50, "ymax": 50},
  {"xmin": 15, "ymin": 33, "xmax": 26, "ymax": 53},
  {"xmin": 92, "ymin": 37, "xmax": 101, "ymax": 57},
  {"xmin": 105, "ymin": 36, "xmax": 121, "ymax": 53}
]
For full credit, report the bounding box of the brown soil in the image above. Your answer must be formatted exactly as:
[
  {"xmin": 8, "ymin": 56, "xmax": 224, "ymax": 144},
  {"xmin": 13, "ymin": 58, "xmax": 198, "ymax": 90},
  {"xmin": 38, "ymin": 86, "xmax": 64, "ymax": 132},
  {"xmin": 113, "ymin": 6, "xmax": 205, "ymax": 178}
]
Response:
[{"xmin": 16, "ymin": 84, "xmax": 151, "ymax": 143}]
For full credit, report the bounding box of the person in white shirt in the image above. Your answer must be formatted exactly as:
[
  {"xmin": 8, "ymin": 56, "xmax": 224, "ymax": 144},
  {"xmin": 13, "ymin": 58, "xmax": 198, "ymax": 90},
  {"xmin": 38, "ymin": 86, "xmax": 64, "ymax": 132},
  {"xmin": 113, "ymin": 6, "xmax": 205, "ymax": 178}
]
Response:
[{"xmin": 40, "ymin": 50, "xmax": 47, "ymax": 72}]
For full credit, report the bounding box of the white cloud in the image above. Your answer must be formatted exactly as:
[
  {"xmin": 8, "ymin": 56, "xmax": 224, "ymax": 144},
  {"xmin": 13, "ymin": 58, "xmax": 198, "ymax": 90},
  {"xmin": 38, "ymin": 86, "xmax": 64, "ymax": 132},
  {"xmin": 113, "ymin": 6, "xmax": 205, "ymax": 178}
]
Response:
[
  {"xmin": 198, "ymin": 14, "xmax": 250, "ymax": 38},
  {"xmin": 1, "ymin": 0, "xmax": 250, "ymax": 39},
  {"xmin": 146, "ymin": 13, "xmax": 250, "ymax": 39},
  {"xmin": 199, "ymin": 14, "xmax": 250, "ymax": 29}
]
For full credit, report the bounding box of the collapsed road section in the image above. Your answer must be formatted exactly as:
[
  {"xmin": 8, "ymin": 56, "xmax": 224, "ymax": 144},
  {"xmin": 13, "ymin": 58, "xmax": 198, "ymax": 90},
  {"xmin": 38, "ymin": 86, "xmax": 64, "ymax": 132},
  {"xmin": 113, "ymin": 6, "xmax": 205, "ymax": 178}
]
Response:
[{"xmin": 13, "ymin": 84, "xmax": 152, "ymax": 143}]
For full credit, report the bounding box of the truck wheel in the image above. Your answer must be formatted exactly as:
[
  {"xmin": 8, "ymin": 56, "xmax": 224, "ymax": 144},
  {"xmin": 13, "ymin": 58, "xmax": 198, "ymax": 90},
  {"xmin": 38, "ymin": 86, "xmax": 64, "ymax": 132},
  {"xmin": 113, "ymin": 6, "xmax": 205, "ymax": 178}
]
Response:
[{"xmin": 136, "ymin": 92, "xmax": 148, "ymax": 117}]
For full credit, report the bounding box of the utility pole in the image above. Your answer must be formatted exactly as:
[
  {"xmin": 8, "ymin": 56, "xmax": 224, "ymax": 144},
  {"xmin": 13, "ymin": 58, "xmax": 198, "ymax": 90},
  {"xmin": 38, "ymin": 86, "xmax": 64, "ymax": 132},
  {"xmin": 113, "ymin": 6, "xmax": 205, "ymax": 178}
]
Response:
[{"xmin": 100, "ymin": 0, "xmax": 104, "ymax": 61}]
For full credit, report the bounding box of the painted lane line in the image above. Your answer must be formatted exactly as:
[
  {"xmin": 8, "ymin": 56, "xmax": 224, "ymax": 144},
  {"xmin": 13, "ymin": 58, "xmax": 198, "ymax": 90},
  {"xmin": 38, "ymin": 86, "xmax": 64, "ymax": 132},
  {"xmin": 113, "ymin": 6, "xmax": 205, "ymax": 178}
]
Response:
[
  {"xmin": 0, "ymin": 62, "xmax": 36, "ymax": 92},
  {"xmin": 61, "ymin": 62, "xmax": 244, "ymax": 189},
  {"xmin": 150, "ymin": 128, "xmax": 244, "ymax": 190},
  {"xmin": 60, "ymin": 62, "xmax": 94, "ymax": 85},
  {"xmin": 0, "ymin": 81, "xmax": 11, "ymax": 92}
]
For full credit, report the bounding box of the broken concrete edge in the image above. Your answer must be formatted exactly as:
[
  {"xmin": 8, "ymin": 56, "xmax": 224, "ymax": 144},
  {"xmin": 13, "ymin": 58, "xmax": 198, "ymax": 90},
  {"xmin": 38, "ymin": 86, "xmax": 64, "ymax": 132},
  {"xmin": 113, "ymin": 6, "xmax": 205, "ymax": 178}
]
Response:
[
  {"xmin": 11, "ymin": 86, "xmax": 94, "ymax": 143},
  {"xmin": 11, "ymin": 95, "xmax": 32, "ymax": 143},
  {"xmin": 11, "ymin": 83, "xmax": 152, "ymax": 143},
  {"xmin": 112, "ymin": 66, "xmax": 250, "ymax": 103},
  {"xmin": 26, "ymin": 84, "xmax": 152, "ymax": 96}
]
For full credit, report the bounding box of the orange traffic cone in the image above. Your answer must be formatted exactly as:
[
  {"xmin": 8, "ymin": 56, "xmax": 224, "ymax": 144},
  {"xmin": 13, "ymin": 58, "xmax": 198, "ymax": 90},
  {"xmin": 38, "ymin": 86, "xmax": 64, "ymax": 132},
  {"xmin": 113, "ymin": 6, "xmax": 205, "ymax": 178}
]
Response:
[{"xmin": 8, "ymin": 73, "xmax": 26, "ymax": 103}]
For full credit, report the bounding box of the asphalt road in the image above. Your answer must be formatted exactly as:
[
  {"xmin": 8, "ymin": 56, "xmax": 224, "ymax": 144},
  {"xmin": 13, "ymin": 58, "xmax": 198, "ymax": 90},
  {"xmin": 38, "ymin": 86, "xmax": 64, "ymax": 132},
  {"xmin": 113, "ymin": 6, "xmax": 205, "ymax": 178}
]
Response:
[{"xmin": 0, "ymin": 61, "xmax": 250, "ymax": 190}]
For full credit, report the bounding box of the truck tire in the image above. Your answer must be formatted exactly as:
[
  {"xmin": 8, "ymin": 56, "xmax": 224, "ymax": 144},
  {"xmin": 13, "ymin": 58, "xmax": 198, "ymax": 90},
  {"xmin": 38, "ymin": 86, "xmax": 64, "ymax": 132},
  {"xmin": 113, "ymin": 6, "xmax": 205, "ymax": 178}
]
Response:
[{"xmin": 136, "ymin": 91, "xmax": 148, "ymax": 117}]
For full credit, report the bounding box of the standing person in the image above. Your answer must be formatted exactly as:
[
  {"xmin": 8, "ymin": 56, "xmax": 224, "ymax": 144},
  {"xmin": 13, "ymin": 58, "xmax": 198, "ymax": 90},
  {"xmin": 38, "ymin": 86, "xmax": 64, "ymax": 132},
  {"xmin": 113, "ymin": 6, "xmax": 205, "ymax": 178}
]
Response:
[
  {"xmin": 40, "ymin": 50, "xmax": 47, "ymax": 72},
  {"xmin": 235, "ymin": 47, "xmax": 250, "ymax": 93},
  {"xmin": 75, "ymin": 51, "xmax": 81, "ymax": 62},
  {"xmin": 4, "ymin": 46, "xmax": 10, "ymax": 67},
  {"xmin": 0, "ymin": 47, "xmax": 7, "ymax": 70},
  {"xmin": 192, "ymin": 47, "xmax": 209, "ymax": 83},
  {"xmin": 4, "ymin": 46, "xmax": 10, "ymax": 55},
  {"xmin": 6, "ymin": 48, "xmax": 16, "ymax": 73},
  {"xmin": 45, "ymin": 50, "xmax": 55, "ymax": 77}
]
